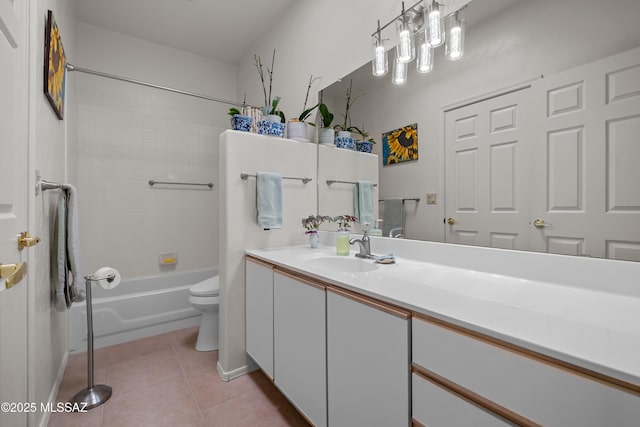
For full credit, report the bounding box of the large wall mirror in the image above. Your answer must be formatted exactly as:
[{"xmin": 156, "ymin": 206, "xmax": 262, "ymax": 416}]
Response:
[{"xmin": 319, "ymin": 0, "xmax": 640, "ymax": 262}]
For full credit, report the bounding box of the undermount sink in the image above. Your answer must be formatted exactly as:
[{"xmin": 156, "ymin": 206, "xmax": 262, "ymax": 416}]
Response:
[{"xmin": 304, "ymin": 256, "xmax": 378, "ymax": 273}]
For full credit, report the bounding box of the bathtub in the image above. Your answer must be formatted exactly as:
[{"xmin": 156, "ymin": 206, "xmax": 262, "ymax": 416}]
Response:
[{"xmin": 69, "ymin": 268, "xmax": 217, "ymax": 354}]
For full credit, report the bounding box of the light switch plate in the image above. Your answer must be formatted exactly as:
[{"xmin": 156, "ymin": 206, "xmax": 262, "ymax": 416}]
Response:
[{"xmin": 426, "ymin": 193, "xmax": 437, "ymax": 204}]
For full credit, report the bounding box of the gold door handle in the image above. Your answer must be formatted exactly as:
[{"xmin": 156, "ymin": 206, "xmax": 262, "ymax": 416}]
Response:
[
  {"xmin": 533, "ymin": 219, "xmax": 551, "ymax": 229},
  {"xmin": 0, "ymin": 262, "xmax": 27, "ymax": 289},
  {"xmin": 447, "ymin": 217, "xmax": 457, "ymax": 225},
  {"xmin": 18, "ymin": 231, "xmax": 41, "ymax": 250}
]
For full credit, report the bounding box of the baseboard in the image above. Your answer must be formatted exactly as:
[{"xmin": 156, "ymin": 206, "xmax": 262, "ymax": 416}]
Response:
[
  {"xmin": 36, "ymin": 350, "xmax": 69, "ymax": 427},
  {"xmin": 216, "ymin": 359, "xmax": 258, "ymax": 382}
]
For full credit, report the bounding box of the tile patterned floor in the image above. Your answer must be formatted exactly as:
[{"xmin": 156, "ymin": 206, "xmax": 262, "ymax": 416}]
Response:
[{"xmin": 48, "ymin": 327, "xmax": 310, "ymax": 427}]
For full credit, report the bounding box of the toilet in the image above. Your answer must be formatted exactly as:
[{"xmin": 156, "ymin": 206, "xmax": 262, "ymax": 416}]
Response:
[{"xmin": 188, "ymin": 276, "xmax": 220, "ymax": 351}]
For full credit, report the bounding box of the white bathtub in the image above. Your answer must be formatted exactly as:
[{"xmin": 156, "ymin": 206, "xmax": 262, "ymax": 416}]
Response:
[{"xmin": 69, "ymin": 268, "xmax": 217, "ymax": 353}]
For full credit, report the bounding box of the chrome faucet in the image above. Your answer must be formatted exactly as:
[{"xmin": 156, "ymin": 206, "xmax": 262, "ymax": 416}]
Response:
[{"xmin": 349, "ymin": 230, "xmax": 371, "ymax": 258}]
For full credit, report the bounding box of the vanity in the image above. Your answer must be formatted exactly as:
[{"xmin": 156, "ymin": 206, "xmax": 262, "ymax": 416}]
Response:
[{"xmin": 245, "ymin": 236, "xmax": 640, "ymax": 427}]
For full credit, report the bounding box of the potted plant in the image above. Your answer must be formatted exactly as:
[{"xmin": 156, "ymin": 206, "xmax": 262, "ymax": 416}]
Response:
[
  {"xmin": 353, "ymin": 125, "xmax": 376, "ymax": 153},
  {"xmin": 317, "ymin": 103, "xmax": 335, "ymax": 145},
  {"xmin": 302, "ymin": 214, "xmax": 332, "ymax": 248},
  {"xmin": 333, "ymin": 79, "xmax": 364, "ymax": 149},
  {"xmin": 288, "ymin": 75, "xmax": 321, "ymax": 142},
  {"xmin": 255, "ymin": 50, "xmax": 285, "ymax": 136},
  {"xmin": 333, "ymin": 214, "xmax": 359, "ymax": 256},
  {"xmin": 228, "ymin": 95, "xmax": 252, "ymax": 132}
]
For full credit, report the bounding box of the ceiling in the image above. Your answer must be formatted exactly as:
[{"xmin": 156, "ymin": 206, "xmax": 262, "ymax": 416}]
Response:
[{"xmin": 72, "ymin": 0, "xmax": 297, "ymax": 65}]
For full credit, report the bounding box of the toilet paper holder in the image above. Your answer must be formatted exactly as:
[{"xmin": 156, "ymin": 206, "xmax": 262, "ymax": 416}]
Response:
[{"xmin": 69, "ymin": 270, "xmax": 119, "ymax": 410}]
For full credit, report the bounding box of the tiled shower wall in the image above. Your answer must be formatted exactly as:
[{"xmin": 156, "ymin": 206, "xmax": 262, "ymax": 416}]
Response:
[
  {"xmin": 77, "ymin": 102, "xmax": 223, "ymax": 278},
  {"xmin": 74, "ymin": 22, "xmax": 237, "ymax": 279}
]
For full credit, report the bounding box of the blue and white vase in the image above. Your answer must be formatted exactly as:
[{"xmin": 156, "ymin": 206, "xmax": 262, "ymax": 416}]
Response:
[
  {"xmin": 230, "ymin": 114, "xmax": 252, "ymax": 132},
  {"xmin": 355, "ymin": 140, "xmax": 374, "ymax": 153},
  {"xmin": 335, "ymin": 131, "xmax": 354, "ymax": 149},
  {"xmin": 257, "ymin": 120, "xmax": 285, "ymax": 137}
]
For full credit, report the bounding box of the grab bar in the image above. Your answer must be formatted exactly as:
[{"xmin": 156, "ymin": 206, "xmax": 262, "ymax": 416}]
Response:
[
  {"xmin": 240, "ymin": 172, "xmax": 312, "ymax": 184},
  {"xmin": 148, "ymin": 180, "xmax": 213, "ymax": 188},
  {"xmin": 379, "ymin": 197, "xmax": 420, "ymax": 203}
]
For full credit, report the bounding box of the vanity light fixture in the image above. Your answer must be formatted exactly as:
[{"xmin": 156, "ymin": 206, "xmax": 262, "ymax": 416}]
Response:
[
  {"xmin": 396, "ymin": 3, "xmax": 416, "ymax": 63},
  {"xmin": 372, "ymin": 20, "xmax": 389, "ymax": 76},
  {"xmin": 426, "ymin": 0, "xmax": 444, "ymax": 48},
  {"xmin": 392, "ymin": 55, "xmax": 408, "ymax": 84},
  {"xmin": 371, "ymin": 0, "xmax": 468, "ymax": 83},
  {"xmin": 445, "ymin": 11, "xmax": 465, "ymax": 60},
  {"xmin": 416, "ymin": 28, "xmax": 434, "ymax": 73}
]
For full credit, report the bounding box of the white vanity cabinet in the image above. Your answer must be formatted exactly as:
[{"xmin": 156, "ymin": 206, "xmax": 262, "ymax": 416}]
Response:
[
  {"xmin": 412, "ymin": 315, "xmax": 640, "ymax": 427},
  {"xmin": 327, "ymin": 287, "xmax": 411, "ymax": 427},
  {"xmin": 273, "ymin": 270, "xmax": 327, "ymax": 427},
  {"xmin": 245, "ymin": 257, "xmax": 274, "ymax": 379}
]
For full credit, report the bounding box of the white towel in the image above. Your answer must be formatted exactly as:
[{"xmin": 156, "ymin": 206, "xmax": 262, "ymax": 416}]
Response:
[
  {"xmin": 256, "ymin": 172, "xmax": 283, "ymax": 230},
  {"xmin": 54, "ymin": 184, "xmax": 84, "ymax": 311},
  {"xmin": 354, "ymin": 180, "xmax": 374, "ymax": 226}
]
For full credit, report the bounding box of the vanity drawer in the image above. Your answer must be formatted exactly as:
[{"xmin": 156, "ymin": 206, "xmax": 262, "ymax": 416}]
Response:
[
  {"xmin": 412, "ymin": 372, "xmax": 513, "ymax": 427},
  {"xmin": 412, "ymin": 315, "xmax": 640, "ymax": 427}
]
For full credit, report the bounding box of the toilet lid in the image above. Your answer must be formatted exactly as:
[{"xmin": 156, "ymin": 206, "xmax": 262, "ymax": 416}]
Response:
[{"xmin": 190, "ymin": 276, "xmax": 220, "ymax": 297}]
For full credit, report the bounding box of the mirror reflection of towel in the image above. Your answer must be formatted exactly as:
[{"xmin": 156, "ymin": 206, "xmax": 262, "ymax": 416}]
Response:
[
  {"xmin": 382, "ymin": 199, "xmax": 403, "ymax": 237},
  {"xmin": 256, "ymin": 172, "xmax": 283, "ymax": 230},
  {"xmin": 354, "ymin": 180, "xmax": 374, "ymax": 226}
]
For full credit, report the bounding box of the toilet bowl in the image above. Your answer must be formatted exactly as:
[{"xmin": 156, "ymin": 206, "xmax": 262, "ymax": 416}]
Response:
[{"xmin": 188, "ymin": 276, "xmax": 220, "ymax": 351}]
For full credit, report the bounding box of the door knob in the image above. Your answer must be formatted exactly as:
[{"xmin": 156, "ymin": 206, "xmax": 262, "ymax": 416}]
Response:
[
  {"xmin": 532, "ymin": 219, "xmax": 551, "ymax": 229},
  {"xmin": 447, "ymin": 217, "xmax": 457, "ymax": 225},
  {"xmin": 18, "ymin": 231, "xmax": 41, "ymax": 250},
  {"xmin": 0, "ymin": 262, "xmax": 27, "ymax": 289}
]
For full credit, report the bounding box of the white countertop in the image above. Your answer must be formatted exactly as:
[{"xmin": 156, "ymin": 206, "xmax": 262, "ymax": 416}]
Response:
[{"xmin": 246, "ymin": 245, "xmax": 640, "ymax": 387}]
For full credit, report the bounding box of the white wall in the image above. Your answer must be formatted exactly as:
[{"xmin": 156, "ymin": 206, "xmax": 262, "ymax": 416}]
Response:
[
  {"xmin": 238, "ymin": 0, "xmax": 640, "ymax": 242},
  {"xmin": 28, "ymin": 1, "xmax": 76, "ymax": 425},
  {"xmin": 218, "ymin": 131, "xmax": 318, "ymax": 377},
  {"xmin": 74, "ymin": 23, "xmax": 237, "ymax": 278}
]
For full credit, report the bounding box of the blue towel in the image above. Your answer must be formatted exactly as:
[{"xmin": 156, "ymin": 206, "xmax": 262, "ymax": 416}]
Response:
[
  {"xmin": 256, "ymin": 172, "xmax": 283, "ymax": 230},
  {"xmin": 354, "ymin": 180, "xmax": 374, "ymax": 226}
]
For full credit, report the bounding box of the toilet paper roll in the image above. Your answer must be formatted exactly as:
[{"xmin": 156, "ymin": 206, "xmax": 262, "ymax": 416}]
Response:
[{"xmin": 93, "ymin": 267, "xmax": 121, "ymax": 290}]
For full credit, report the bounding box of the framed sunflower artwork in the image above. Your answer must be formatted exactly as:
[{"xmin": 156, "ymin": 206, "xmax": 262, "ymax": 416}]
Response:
[
  {"xmin": 44, "ymin": 10, "xmax": 66, "ymax": 120},
  {"xmin": 382, "ymin": 123, "xmax": 419, "ymax": 165}
]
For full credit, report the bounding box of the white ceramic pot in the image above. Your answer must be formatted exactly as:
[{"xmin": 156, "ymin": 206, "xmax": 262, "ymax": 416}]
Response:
[
  {"xmin": 318, "ymin": 128, "xmax": 335, "ymax": 145},
  {"xmin": 287, "ymin": 120, "xmax": 308, "ymax": 142}
]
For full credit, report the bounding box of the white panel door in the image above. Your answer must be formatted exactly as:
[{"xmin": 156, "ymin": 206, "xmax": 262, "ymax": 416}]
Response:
[
  {"xmin": 445, "ymin": 88, "xmax": 533, "ymax": 250},
  {"xmin": 0, "ymin": 1, "xmax": 29, "ymax": 426},
  {"xmin": 530, "ymin": 47, "xmax": 640, "ymax": 260},
  {"xmin": 245, "ymin": 258, "xmax": 274, "ymax": 379}
]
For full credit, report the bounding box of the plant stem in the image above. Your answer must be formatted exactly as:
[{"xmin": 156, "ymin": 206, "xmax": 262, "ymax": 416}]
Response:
[
  {"xmin": 302, "ymin": 75, "xmax": 321, "ymax": 113},
  {"xmin": 266, "ymin": 49, "xmax": 276, "ymax": 107},
  {"xmin": 254, "ymin": 54, "xmax": 268, "ymax": 107}
]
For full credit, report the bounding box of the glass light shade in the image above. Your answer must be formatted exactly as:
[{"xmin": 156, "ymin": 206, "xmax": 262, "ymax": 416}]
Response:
[
  {"xmin": 416, "ymin": 30, "xmax": 434, "ymax": 73},
  {"xmin": 396, "ymin": 18, "xmax": 415, "ymax": 63},
  {"xmin": 445, "ymin": 14, "xmax": 465, "ymax": 61},
  {"xmin": 427, "ymin": 0, "xmax": 444, "ymax": 48},
  {"xmin": 371, "ymin": 36, "xmax": 388, "ymax": 76},
  {"xmin": 392, "ymin": 56, "xmax": 408, "ymax": 84}
]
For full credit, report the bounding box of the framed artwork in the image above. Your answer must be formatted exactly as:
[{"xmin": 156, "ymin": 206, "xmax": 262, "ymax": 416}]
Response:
[
  {"xmin": 44, "ymin": 10, "xmax": 66, "ymax": 120},
  {"xmin": 382, "ymin": 123, "xmax": 419, "ymax": 165}
]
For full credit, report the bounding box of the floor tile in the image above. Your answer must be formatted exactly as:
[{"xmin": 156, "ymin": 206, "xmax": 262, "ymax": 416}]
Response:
[{"xmin": 105, "ymin": 348, "xmax": 183, "ymax": 393}]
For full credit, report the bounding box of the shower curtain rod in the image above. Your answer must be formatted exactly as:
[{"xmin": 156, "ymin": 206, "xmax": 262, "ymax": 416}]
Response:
[{"xmin": 65, "ymin": 63, "xmax": 256, "ymax": 108}]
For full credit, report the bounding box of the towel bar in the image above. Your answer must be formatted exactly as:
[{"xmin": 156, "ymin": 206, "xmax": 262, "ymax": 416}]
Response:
[
  {"xmin": 240, "ymin": 172, "xmax": 312, "ymax": 184},
  {"xmin": 148, "ymin": 180, "xmax": 213, "ymax": 188},
  {"xmin": 379, "ymin": 197, "xmax": 420, "ymax": 203},
  {"xmin": 326, "ymin": 179, "xmax": 378, "ymax": 187}
]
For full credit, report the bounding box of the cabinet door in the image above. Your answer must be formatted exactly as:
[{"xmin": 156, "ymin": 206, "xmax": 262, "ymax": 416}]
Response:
[
  {"xmin": 327, "ymin": 288, "xmax": 410, "ymax": 427},
  {"xmin": 274, "ymin": 270, "xmax": 327, "ymax": 427},
  {"xmin": 245, "ymin": 257, "xmax": 274, "ymax": 379}
]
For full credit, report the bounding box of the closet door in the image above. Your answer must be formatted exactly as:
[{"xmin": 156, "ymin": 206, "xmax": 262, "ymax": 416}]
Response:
[
  {"xmin": 444, "ymin": 88, "xmax": 533, "ymax": 250},
  {"xmin": 530, "ymin": 47, "xmax": 640, "ymax": 260}
]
